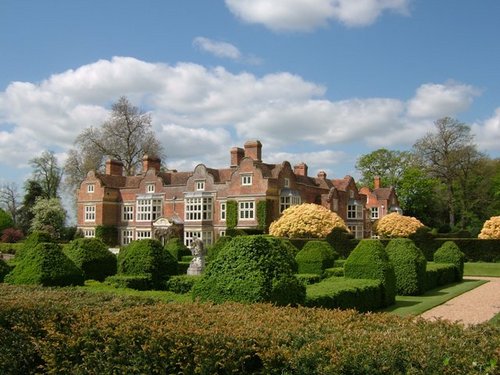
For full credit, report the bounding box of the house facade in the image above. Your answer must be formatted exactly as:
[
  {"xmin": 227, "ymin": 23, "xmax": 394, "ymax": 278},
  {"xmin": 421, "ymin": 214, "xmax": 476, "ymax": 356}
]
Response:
[{"xmin": 76, "ymin": 140, "xmax": 400, "ymax": 246}]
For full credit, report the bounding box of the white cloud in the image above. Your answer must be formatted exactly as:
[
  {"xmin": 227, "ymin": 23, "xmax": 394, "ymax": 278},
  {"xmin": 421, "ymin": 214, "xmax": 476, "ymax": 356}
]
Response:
[
  {"xmin": 472, "ymin": 108, "xmax": 500, "ymax": 154},
  {"xmin": 193, "ymin": 37, "xmax": 242, "ymax": 60},
  {"xmin": 267, "ymin": 149, "xmax": 348, "ymax": 177},
  {"xmin": 407, "ymin": 82, "xmax": 480, "ymax": 119},
  {"xmin": 225, "ymin": 0, "xmax": 410, "ymax": 31}
]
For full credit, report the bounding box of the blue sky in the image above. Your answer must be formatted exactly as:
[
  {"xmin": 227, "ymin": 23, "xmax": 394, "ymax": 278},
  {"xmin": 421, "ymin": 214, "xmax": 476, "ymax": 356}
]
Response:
[{"xmin": 1, "ymin": 0, "xmax": 500, "ymax": 191}]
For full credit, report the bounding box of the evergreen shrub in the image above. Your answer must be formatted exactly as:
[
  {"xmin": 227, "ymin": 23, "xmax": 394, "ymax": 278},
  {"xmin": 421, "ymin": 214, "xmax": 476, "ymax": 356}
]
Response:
[
  {"xmin": 95, "ymin": 225, "xmax": 118, "ymax": 247},
  {"xmin": 15, "ymin": 231, "xmax": 54, "ymax": 260},
  {"xmin": 324, "ymin": 267, "xmax": 344, "ymax": 278},
  {"xmin": 105, "ymin": 275, "xmax": 151, "ymax": 290},
  {"xmin": 165, "ymin": 275, "xmax": 201, "ymax": 294},
  {"xmin": 344, "ymin": 239, "xmax": 396, "ymax": 306},
  {"xmin": 206, "ymin": 235, "xmax": 233, "ymax": 262},
  {"xmin": 65, "ymin": 238, "xmax": 117, "ymax": 281},
  {"xmin": 295, "ymin": 240, "xmax": 338, "ymax": 275},
  {"xmin": 385, "ymin": 238, "xmax": 427, "ymax": 295},
  {"xmin": 4, "ymin": 242, "xmax": 84, "ymax": 286},
  {"xmin": 434, "ymin": 241, "xmax": 466, "ymax": 281},
  {"xmin": 165, "ymin": 238, "xmax": 190, "ymax": 261},
  {"xmin": 424, "ymin": 263, "xmax": 457, "ymax": 291},
  {"xmin": 295, "ymin": 273, "xmax": 321, "ymax": 285},
  {"xmin": 326, "ymin": 227, "xmax": 357, "ymax": 259},
  {"xmin": 117, "ymin": 239, "xmax": 178, "ymax": 289},
  {"xmin": 192, "ymin": 235, "xmax": 305, "ymax": 306},
  {"xmin": 0, "ymin": 258, "xmax": 12, "ymax": 282}
]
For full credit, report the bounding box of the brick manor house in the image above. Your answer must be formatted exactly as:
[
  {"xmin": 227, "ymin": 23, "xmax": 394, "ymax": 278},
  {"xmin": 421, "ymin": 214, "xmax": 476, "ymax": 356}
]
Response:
[{"xmin": 76, "ymin": 140, "xmax": 401, "ymax": 247}]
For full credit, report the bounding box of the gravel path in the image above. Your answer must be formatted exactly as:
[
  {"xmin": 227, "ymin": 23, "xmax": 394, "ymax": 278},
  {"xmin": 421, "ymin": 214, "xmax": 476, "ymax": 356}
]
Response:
[{"xmin": 420, "ymin": 276, "xmax": 500, "ymax": 326}]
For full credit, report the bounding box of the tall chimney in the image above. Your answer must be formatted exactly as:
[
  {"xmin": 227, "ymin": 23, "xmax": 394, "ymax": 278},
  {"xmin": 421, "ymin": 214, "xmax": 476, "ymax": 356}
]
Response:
[
  {"xmin": 142, "ymin": 155, "xmax": 161, "ymax": 173},
  {"xmin": 244, "ymin": 140, "xmax": 262, "ymax": 162},
  {"xmin": 230, "ymin": 147, "xmax": 245, "ymax": 167},
  {"xmin": 294, "ymin": 162, "xmax": 308, "ymax": 177},
  {"xmin": 105, "ymin": 159, "xmax": 123, "ymax": 176},
  {"xmin": 374, "ymin": 176, "xmax": 381, "ymax": 189}
]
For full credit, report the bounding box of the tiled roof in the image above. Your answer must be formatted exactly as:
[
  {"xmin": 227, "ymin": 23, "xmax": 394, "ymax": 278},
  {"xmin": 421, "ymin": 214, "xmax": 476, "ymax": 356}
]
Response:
[{"xmin": 373, "ymin": 187, "xmax": 393, "ymax": 200}]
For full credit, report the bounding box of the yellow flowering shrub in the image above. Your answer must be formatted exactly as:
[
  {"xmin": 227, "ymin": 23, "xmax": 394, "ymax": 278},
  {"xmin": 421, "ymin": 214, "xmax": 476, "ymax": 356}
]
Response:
[
  {"xmin": 375, "ymin": 212, "xmax": 424, "ymax": 238},
  {"xmin": 478, "ymin": 216, "xmax": 500, "ymax": 239},
  {"xmin": 269, "ymin": 203, "xmax": 348, "ymax": 238}
]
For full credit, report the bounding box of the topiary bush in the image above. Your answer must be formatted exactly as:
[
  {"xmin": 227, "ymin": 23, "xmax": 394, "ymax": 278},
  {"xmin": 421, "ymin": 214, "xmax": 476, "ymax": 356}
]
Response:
[
  {"xmin": 424, "ymin": 263, "xmax": 457, "ymax": 291},
  {"xmin": 192, "ymin": 235, "xmax": 305, "ymax": 306},
  {"xmin": 344, "ymin": 239, "xmax": 396, "ymax": 307},
  {"xmin": 65, "ymin": 238, "xmax": 117, "ymax": 281},
  {"xmin": 4, "ymin": 242, "xmax": 84, "ymax": 286},
  {"xmin": 165, "ymin": 275, "xmax": 201, "ymax": 294},
  {"xmin": 117, "ymin": 239, "xmax": 178, "ymax": 289},
  {"xmin": 433, "ymin": 241, "xmax": 465, "ymax": 281},
  {"xmin": 15, "ymin": 231, "xmax": 54, "ymax": 261},
  {"xmin": 269, "ymin": 203, "xmax": 348, "ymax": 238},
  {"xmin": 478, "ymin": 216, "xmax": 500, "ymax": 239},
  {"xmin": 295, "ymin": 240, "xmax": 338, "ymax": 275},
  {"xmin": 165, "ymin": 238, "xmax": 191, "ymax": 261},
  {"xmin": 385, "ymin": 238, "xmax": 427, "ymax": 295},
  {"xmin": 376, "ymin": 212, "xmax": 425, "ymax": 238},
  {"xmin": 325, "ymin": 227, "xmax": 357, "ymax": 259}
]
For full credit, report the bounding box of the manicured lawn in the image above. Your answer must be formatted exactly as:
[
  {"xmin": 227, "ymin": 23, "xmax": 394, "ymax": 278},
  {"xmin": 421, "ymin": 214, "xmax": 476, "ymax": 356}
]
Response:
[
  {"xmin": 77, "ymin": 280, "xmax": 192, "ymax": 303},
  {"xmin": 464, "ymin": 262, "xmax": 500, "ymax": 277},
  {"xmin": 381, "ymin": 279, "xmax": 486, "ymax": 317}
]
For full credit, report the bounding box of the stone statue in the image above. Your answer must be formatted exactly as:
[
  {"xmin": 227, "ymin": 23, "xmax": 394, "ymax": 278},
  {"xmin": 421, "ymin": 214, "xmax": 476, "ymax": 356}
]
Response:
[{"xmin": 187, "ymin": 238, "xmax": 206, "ymax": 275}]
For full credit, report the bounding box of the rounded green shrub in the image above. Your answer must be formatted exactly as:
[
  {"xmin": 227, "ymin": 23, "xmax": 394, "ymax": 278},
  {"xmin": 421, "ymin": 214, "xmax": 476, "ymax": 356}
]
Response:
[
  {"xmin": 385, "ymin": 238, "xmax": 427, "ymax": 295},
  {"xmin": 344, "ymin": 239, "xmax": 396, "ymax": 306},
  {"xmin": 295, "ymin": 240, "xmax": 338, "ymax": 275},
  {"xmin": 118, "ymin": 239, "xmax": 178, "ymax": 289},
  {"xmin": 4, "ymin": 242, "xmax": 84, "ymax": 286},
  {"xmin": 165, "ymin": 238, "xmax": 191, "ymax": 261},
  {"xmin": 433, "ymin": 241, "xmax": 465, "ymax": 281},
  {"xmin": 206, "ymin": 236, "xmax": 233, "ymax": 262},
  {"xmin": 65, "ymin": 238, "xmax": 117, "ymax": 281},
  {"xmin": 15, "ymin": 231, "xmax": 54, "ymax": 260},
  {"xmin": 192, "ymin": 235, "xmax": 305, "ymax": 306}
]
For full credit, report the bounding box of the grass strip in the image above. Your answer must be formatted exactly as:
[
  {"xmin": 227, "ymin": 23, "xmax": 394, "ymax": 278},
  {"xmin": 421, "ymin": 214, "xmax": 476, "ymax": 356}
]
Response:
[
  {"xmin": 464, "ymin": 262, "xmax": 500, "ymax": 277},
  {"xmin": 381, "ymin": 279, "xmax": 486, "ymax": 317}
]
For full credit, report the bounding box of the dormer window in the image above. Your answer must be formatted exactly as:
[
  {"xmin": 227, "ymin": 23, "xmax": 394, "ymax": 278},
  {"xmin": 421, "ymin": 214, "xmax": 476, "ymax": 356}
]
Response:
[
  {"xmin": 349, "ymin": 190, "xmax": 354, "ymax": 199},
  {"xmin": 196, "ymin": 180, "xmax": 205, "ymax": 191},
  {"xmin": 146, "ymin": 183, "xmax": 155, "ymax": 193},
  {"xmin": 241, "ymin": 175, "xmax": 252, "ymax": 186},
  {"xmin": 284, "ymin": 178, "xmax": 290, "ymax": 188},
  {"xmin": 87, "ymin": 184, "xmax": 95, "ymax": 193}
]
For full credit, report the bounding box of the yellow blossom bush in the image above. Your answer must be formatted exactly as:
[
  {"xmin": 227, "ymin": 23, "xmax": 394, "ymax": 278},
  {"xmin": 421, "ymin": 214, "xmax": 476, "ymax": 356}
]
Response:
[
  {"xmin": 375, "ymin": 212, "xmax": 424, "ymax": 238},
  {"xmin": 269, "ymin": 203, "xmax": 348, "ymax": 238},
  {"xmin": 478, "ymin": 216, "xmax": 500, "ymax": 239}
]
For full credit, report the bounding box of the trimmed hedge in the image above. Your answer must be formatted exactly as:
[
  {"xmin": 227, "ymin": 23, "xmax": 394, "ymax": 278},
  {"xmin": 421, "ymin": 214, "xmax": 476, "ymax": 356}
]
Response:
[
  {"xmin": 0, "ymin": 242, "xmax": 23, "ymax": 255},
  {"xmin": 324, "ymin": 267, "xmax": 344, "ymax": 278},
  {"xmin": 206, "ymin": 235, "xmax": 233, "ymax": 262},
  {"xmin": 15, "ymin": 231, "xmax": 54, "ymax": 260},
  {"xmin": 165, "ymin": 275, "xmax": 201, "ymax": 294},
  {"xmin": 325, "ymin": 227, "xmax": 357, "ymax": 259},
  {"xmin": 117, "ymin": 239, "xmax": 178, "ymax": 289},
  {"xmin": 305, "ymin": 277, "xmax": 383, "ymax": 312},
  {"xmin": 295, "ymin": 240, "xmax": 338, "ymax": 275},
  {"xmin": 385, "ymin": 238, "xmax": 427, "ymax": 295},
  {"xmin": 0, "ymin": 285, "xmax": 498, "ymax": 375},
  {"xmin": 295, "ymin": 273, "xmax": 322, "ymax": 285},
  {"xmin": 434, "ymin": 241, "xmax": 466, "ymax": 281},
  {"xmin": 165, "ymin": 238, "xmax": 191, "ymax": 261},
  {"xmin": 65, "ymin": 238, "xmax": 117, "ymax": 281},
  {"xmin": 95, "ymin": 225, "xmax": 118, "ymax": 247},
  {"xmin": 105, "ymin": 274, "xmax": 151, "ymax": 290},
  {"xmin": 424, "ymin": 263, "xmax": 457, "ymax": 291},
  {"xmin": 4, "ymin": 242, "xmax": 84, "ymax": 287},
  {"xmin": 192, "ymin": 235, "xmax": 305, "ymax": 306},
  {"xmin": 344, "ymin": 240, "xmax": 396, "ymax": 307},
  {"xmin": 0, "ymin": 258, "xmax": 11, "ymax": 282}
]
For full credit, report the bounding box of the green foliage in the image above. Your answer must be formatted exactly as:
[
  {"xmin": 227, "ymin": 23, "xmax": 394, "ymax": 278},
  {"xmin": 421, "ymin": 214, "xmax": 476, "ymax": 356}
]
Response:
[
  {"xmin": 0, "ymin": 284, "xmax": 499, "ymax": 374},
  {"xmin": 295, "ymin": 273, "xmax": 321, "ymax": 285},
  {"xmin": 165, "ymin": 237, "xmax": 190, "ymax": 261},
  {"xmin": 385, "ymin": 238, "xmax": 427, "ymax": 295},
  {"xmin": 192, "ymin": 235, "xmax": 305, "ymax": 306},
  {"xmin": 4, "ymin": 242, "xmax": 84, "ymax": 286},
  {"xmin": 0, "ymin": 258, "xmax": 12, "ymax": 282},
  {"xmin": 165, "ymin": 275, "xmax": 201, "ymax": 294},
  {"xmin": 30, "ymin": 198, "xmax": 66, "ymax": 239},
  {"xmin": 305, "ymin": 277, "xmax": 383, "ymax": 312},
  {"xmin": 95, "ymin": 225, "xmax": 118, "ymax": 247},
  {"xmin": 16, "ymin": 180, "xmax": 44, "ymax": 234},
  {"xmin": 256, "ymin": 200, "xmax": 268, "ymax": 231},
  {"xmin": 324, "ymin": 267, "xmax": 344, "ymax": 278},
  {"xmin": 295, "ymin": 240, "xmax": 338, "ymax": 275},
  {"xmin": 118, "ymin": 239, "xmax": 178, "ymax": 289},
  {"xmin": 0, "ymin": 208, "xmax": 14, "ymax": 235},
  {"xmin": 434, "ymin": 241, "xmax": 466, "ymax": 281},
  {"xmin": 424, "ymin": 263, "xmax": 457, "ymax": 291},
  {"xmin": 344, "ymin": 240, "xmax": 396, "ymax": 306},
  {"xmin": 104, "ymin": 275, "xmax": 152, "ymax": 290},
  {"xmin": 206, "ymin": 235, "xmax": 232, "ymax": 262},
  {"xmin": 325, "ymin": 227, "xmax": 357, "ymax": 259},
  {"xmin": 65, "ymin": 238, "xmax": 117, "ymax": 281},
  {"xmin": 226, "ymin": 200, "xmax": 238, "ymax": 229},
  {"xmin": 15, "ymin": 231, "xmax": 54, "ymax": 260}
]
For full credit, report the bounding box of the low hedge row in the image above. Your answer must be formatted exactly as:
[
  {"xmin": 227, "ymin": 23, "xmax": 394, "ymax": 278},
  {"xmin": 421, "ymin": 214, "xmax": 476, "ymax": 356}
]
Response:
[
  {"xmin": 164, "ymin": 274, "xmax": 201, "ymax": 294},
  {"xmin": 104, "ymin": 274, "xmax": 152, "ymax": 290},
  {"xmin": 424, "ymin": 263, "xmax": 457, "ymax": 291},
  {"xmin": 0, "ymin": 242, "xmax": 23, "ymax": 255},
  {"xmin": 1, "ymin": 285, "xmax": 498, "ymax": 374},
  {"xmin": 305, "ymin": 277, "xmax": 383, "ymax": 312}
]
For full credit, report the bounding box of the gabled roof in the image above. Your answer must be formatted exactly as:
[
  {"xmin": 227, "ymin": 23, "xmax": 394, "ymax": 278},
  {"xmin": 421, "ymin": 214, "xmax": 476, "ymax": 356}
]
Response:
[{"xmin": 373, "ymin": 187, "xmax": 394, "ymax": 200}]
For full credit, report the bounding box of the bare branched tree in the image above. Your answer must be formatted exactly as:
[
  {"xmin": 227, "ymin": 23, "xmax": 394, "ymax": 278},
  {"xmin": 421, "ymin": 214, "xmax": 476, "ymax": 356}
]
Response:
[
  {"xmin": 0, "ymin": 182, "xmax": 20, "ymax": 225},
  {"xmin": 29, "ymin": 150, "xmax": 63, "ymax": 199}
]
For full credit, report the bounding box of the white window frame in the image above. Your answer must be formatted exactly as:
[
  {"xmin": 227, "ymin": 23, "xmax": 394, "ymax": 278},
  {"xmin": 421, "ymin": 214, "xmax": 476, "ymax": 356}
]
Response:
[
  {"xmin": 347, "ymin": 204, "xmax": 363, "ymax": 219},
  {"xmin": 348, "ymin": 225, "xmax": 364, "ymax": 239},
  {"xmin": 121, "ymin": 229, "xmax": 134, "ymax": 245},
  {"xmin": 185, "ymin": 197, "xmax": 213, "ymax": 221},
  {"xmin": 184, "ymin": 230, "xmax": 213, "ymax": 247},
  {"xmin": 136, "ymin": 198, "xmax": 162, "ymax": 222},
  {"xmin": 84, "ymin": 205, "xmax": 96, "ymax": 222},
  {"xmin": 122, "ymin": 204, "xmax": 134, "ymax": 221},
  {"xmin": 220, "ymin": 201, "xmax": 226, "ymax": 221},
  {"xmin": 241, "ymin": 175, "xmax": 252, "ymax": 186},
  {"xmin": 87, "ymin": 184, "xmax": 95, "ymax": 193},
  {"xmin": 146, "ymin": 183, "xmax": 155, "ymax": 193},
  {"xmin": 136, "ymin": 230, "xmax": 152, "ymax": 239},
  {"xmin": 280, "ymin": 195, "xmax": 301, "ymax": 213},
  {"xmin": 83, "ymin": 228, "xmax": 95, "ymax": 238},
  {"xmin": 196, "ymin": 180, "xmax": 205, "ymax": 191},
  {"xmin": 371, "ymin": 207, "xmax": 379, "ymax": 220},
  {"xmin": 239, "ymin": 201, "xmax": 255, "ymax": 220}
]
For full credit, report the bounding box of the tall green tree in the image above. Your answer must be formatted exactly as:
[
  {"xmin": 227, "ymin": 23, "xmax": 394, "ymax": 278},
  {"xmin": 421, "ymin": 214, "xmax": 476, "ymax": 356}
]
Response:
[
  {"xmin": 64, "ymin": 96, "xmax": 164, "ymax": 191},
  {"xmin": 29, "ymin": 150, "xmax": 63, "ymax": 198},
  {"xmin": 17, "ymin": 180, "xmax": 44, "ymax": 234},
  {"xmin": 413, "ymin": 117, "xmax": 482, "ymax": 228}
]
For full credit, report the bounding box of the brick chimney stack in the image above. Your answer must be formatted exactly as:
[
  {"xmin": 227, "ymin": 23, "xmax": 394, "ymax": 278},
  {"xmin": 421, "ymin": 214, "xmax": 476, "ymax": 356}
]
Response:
[
  {"xmin": 230, "ymin": 147, "xmax": 245, "ymax": 167},
  {"xmin": 294, "ymin": 162, "xmax": 308, "ymax": 177},
  {"xmin": 105, "ymin": 159, "xmax": 124, "ymax": 176},
  {"xmin": 374, "ymin": 176, "xmax": 381, "ymax": 189},
  {"xmin": 244, "ymin": 140, "xmax": 262, "ymax": 162},
  {"xmin": 142, "ymin": 155, "xmax": 161, "ymax": 173}
]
